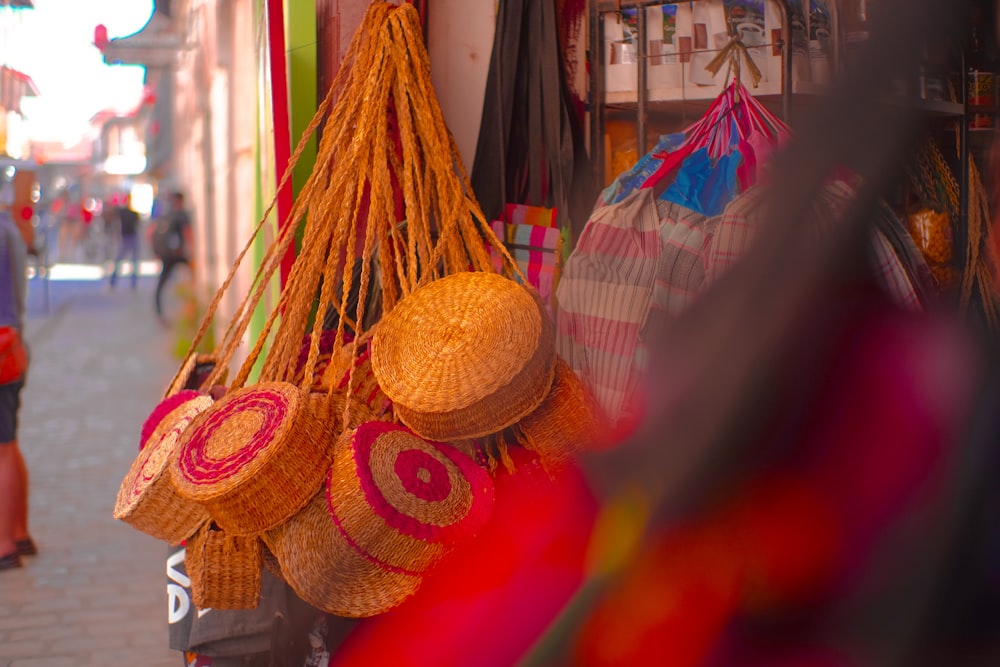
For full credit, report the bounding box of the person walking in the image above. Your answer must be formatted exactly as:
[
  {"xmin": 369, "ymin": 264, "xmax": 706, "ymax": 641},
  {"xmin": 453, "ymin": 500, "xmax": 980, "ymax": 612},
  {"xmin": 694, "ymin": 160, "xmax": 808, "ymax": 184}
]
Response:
[
  {"xmin": 153, "ymin": 191, "xmax": 192, "ymax": 326},
  {"xmin": 109, "ymin": 195, "xmax": 142, "ymax": 290},
  {"xmin": 0, "ymin": 208, "xmax": 33, "ymax": 570}
]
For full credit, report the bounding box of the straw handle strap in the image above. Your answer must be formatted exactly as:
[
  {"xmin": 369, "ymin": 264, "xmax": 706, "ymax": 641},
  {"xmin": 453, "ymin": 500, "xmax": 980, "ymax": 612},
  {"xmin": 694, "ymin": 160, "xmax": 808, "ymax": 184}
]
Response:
[{"xmin": 171, "ymin": 79, "xmax": 341, "ymax": 394}]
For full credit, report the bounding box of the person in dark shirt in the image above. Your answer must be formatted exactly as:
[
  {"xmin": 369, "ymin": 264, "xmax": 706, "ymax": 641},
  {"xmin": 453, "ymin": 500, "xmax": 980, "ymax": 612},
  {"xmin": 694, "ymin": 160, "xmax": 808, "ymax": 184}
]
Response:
[
  {"xmin": 108, "ymin": 195, "xmax": 142, "ymax": 290},
  {"xmin": 154, "ymin": 191, "xmax": 193, "ymax": 326}
]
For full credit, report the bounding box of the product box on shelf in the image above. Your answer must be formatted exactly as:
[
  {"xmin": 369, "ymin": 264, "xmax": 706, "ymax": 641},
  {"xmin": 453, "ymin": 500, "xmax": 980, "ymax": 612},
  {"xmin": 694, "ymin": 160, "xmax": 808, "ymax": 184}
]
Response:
[{"xmin": 603, "ymin": 0, "xmax": 836, "ymax": 104}]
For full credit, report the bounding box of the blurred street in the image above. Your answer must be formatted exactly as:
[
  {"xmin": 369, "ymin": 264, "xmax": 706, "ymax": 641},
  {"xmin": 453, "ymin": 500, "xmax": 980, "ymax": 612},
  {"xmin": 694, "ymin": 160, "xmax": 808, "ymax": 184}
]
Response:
[{"xmin": 0, "ymin": 263, "xmax": 183, "ymax": 666}]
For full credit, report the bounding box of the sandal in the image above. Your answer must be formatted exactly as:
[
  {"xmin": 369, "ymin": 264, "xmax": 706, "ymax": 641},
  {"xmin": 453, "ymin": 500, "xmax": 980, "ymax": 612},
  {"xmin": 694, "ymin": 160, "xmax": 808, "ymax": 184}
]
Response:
[
  {"xmin": 0, "ymin": 551, "xmax": 22, "ymax": 570},
  {"xmin": 15, "ymin": 538, "xmax": 36, "ymax": 556}
]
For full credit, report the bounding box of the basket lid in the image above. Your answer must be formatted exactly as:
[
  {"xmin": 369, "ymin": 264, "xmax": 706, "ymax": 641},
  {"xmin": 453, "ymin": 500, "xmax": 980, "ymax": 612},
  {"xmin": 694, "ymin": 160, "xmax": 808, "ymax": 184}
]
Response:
[
  {"xmin": 371, "ymin": 271, "xmax": 556, "ymax": 440},
  {"xmin": 170, "ymin": 381, "xmax": 337, "ymax": 535}
]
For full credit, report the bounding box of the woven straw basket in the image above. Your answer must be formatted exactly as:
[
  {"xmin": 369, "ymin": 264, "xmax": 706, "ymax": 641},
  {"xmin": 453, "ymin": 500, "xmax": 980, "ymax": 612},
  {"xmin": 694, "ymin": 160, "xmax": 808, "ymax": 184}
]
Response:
[
  {"xmin": 371, "ymin": 271, "xmax": 556, "ymax": 441},
  {"xmin": 114, "ymin": 393, "xmax": 214, "ymax": 544},
  {"xmin": 186, "ymin": 523, "xmax": 263, "ymax": 610},
  {"xmin": 265, "ymin": 421, "xmax": 494, "ymax": 617},
  {"xmin": 139, "ymin": 389, "xmax": 203, "ymax": 451},
  {"xmin": 169, "ymin": 381, "xmax": 339, "ymax": 536},
  {"xmin": 515, "ymin": 356, "xmax": 604, "ymax": 467},
  {"xmin": 264, "ymin": 487, "xmax": 422, "ymax": 618}
]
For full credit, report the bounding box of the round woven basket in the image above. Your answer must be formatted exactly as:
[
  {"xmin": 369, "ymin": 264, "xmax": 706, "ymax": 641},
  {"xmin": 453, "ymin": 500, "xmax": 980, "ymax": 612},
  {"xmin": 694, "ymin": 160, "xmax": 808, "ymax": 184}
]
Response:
[
  {"xmin": 515, "ymin": 356, "xmax": 604, "ymax": 467},
  {"xmin": 139, "ymin": 389, "xmax": 203, "ymax": 451},
  {"xmin": 265, "ymin": 421, "xmax": 494, "ymax": 617},
  {"xmin": 328, "ymin": 420, "xmax": 494, "ymax": 572},
  {"xmin": 169, "ymin": 381, "xmax": 338, "ymax": 536},
  {"xmin": 371, "ymin": 271, "xmax": 556, "ymax": 440},
  {"xmin": 114, "ymin": 394, "xmax": 214, "ymax": 544},
  {"xmin": 264, "ymin": 488, "xmax": 422, "ymax": 618},
  {"xmin": 186, "ymin": 523, "xmax": 263, "ymax": 610}
]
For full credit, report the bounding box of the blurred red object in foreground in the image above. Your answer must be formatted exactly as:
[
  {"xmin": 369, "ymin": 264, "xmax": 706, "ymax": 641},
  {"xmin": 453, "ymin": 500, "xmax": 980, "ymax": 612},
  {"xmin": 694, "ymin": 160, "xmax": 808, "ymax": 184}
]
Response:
[{"xmin": 572, "ymin": 293, "xmax": 980, "ymax": 667}]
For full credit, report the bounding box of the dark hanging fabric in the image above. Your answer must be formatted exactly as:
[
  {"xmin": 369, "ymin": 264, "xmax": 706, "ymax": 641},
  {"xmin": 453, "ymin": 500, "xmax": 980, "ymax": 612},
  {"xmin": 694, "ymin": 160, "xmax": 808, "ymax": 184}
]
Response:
[{"xmin": 470, "ymin": 0, "xmax": 596, "ymax": 239}]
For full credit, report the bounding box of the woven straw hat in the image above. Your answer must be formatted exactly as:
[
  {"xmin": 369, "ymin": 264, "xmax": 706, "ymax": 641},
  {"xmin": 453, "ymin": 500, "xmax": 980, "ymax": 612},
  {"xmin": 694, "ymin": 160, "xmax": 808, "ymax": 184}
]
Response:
[
  {"xmin": 371, "ymin": 271, "xmax": 556, "ymax": 441},
  {"xmin": 170, "ymin": 381, "xmax": 339, "ymax": 536},
  {"xmin": 265, "ymin": 421, "xmax": 494, "ymax": 617},
  {"xmin": 114, "ymin": 393, "xmax": 214, "ymax": 544},
  {"xmin": 186, "ymin": 523, "xmax": 263, "ymax": 610},
  {"xmin": 515, "ymin": 356, "xmax": 604, "ymax": 467}
]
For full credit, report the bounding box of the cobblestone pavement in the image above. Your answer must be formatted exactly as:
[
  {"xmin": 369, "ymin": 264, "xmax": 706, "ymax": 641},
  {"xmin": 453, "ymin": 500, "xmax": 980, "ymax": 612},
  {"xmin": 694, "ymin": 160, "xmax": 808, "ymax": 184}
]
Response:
[{"xmin": 0, "ymin": 269, "xmax": 184, "ymax": 666}]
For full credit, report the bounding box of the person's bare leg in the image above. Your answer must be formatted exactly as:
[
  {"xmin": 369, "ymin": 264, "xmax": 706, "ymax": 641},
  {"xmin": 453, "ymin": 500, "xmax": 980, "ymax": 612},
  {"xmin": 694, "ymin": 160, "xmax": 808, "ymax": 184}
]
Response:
[
  {"xmin": 11, "ymin": 442, "xmax": 27, "ymax": 541},
  {"xmin": 0, "ymin": 442, "xmax": 22, "ymax": 556}
]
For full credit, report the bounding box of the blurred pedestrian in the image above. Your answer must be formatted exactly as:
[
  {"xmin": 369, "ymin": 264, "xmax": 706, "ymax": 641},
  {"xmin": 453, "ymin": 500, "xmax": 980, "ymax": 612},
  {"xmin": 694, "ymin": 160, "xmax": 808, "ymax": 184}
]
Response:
[
  {"xmin": 108, "ymin": 194, "xmax": 141, "ymax": 290},
  {"xmin": 153, "ymin": 191, "xmax": 192, "ymax": 326},
  {"xmin": 0, "ymin": 208, "xmax": 32, "ymax": 571}
]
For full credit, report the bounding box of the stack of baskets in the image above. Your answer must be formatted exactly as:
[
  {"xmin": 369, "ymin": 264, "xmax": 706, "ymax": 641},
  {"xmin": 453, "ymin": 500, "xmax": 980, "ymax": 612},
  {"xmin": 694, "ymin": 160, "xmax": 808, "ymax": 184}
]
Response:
[{"xmin": 114, "ymin": 1, "xmax": 603, "ymax": 617}]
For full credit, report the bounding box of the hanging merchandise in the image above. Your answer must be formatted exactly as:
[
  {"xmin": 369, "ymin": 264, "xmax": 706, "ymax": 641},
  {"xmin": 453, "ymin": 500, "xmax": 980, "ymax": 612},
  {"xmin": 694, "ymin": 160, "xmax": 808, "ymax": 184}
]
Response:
[
  {"xmin": 263, "ymin": 422, "xmax": 494, "ymax": 618},
  {"xmin": 470, "ymin": 0, "xmax": 597, "ymax": 242},
  {"xmin": 370, "ymin": 271, "xmax": 557, "ymax": 443},
  {"xmin": 114, "ymin": 1, "xmax": 537, "ymax": 617},
  {"xmin": 906, "ymin": 138, "xmax": 1000, "ymax": 329},
  {"xmin": 601, "ymin": 79, "xmax": 791, "ymax": 217},
  {"xmin": 488, "ymin": 203, "xmax": 565, "ymax": 314}
]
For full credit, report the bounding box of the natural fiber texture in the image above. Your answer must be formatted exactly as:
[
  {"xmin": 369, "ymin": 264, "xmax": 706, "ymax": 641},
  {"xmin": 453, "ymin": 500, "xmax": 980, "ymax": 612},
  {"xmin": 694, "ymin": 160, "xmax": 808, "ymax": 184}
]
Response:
[
  {"xmin": 371, "ymin": 271, "xmax": 556, "ymax": 440},
  {"xmin": 264, "ymin": 488, "xmax": 422, "ymax": 618},
  {"xmin": 514, "ymin": 356, "xmax": 605, "ymax": 468},
  {"xmin": 320, "ymin": 344, "xmax": 393, "ymax": 419},
  {"xmin": 114, "ymin": 394, "xmax": 214, "ymax": 544},
  {"xmin": 139, "ymin": 389, "xmax": 203, "ymax": 451},
  {"xmin": 327, "ymin": 421, "xmax": 494, "ymax": 572},
  {"xmin": 186, "ymin": 524, "xmax": 263, "ymax": 610},
  {"xmin": 162, "ymin": 3, "xmax": 522, "ymax": 442},
  {"xmin": 265, "ymin": 421, "xmax": 492, "ymax": 618},
  {"xmin": 170, "ymin": 382, "xmax": 338, "ymax": 535},
  {"xmin": 261, "ymin": 541, "xmax": 285, "ymax": 582}
]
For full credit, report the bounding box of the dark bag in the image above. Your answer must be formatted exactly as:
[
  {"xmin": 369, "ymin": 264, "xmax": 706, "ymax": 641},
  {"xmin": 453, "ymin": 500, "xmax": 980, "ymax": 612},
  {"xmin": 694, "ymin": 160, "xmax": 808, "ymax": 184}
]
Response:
[{"xmin": 152, "ymin": 215, "xmax": 184, "ymax": 260}]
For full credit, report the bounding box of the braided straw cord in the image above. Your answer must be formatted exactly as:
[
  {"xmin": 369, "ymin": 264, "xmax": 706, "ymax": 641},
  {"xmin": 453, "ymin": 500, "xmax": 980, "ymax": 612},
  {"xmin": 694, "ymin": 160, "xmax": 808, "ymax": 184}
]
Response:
[
  {"xmin": 514, "ymin": 356, "xmax": 606, "ymax": 469},
  {"xmin": 169, "ymin": 382, "xmax": 339, "ymax": 535},
  {"xmin": 114, "ymin": 395, "xmax": 214, "ymax": 544},
  {"xmin": 170, "ymin": 2, "xmax": 526, "ymax": 439},
  {"xmin": 371, "ymin": 272, "xmax": 556, "ymax": 441},
  {"xmin": 264, "ymin": 488, "xmax": 423, "ymax": 618},
  {"xmin": 325, "ymin": 422, "xmax": 494, "ymax": 575},
  {"xmin": 186, "ymin": 524, "xmax": 263, "ymax": 610}
]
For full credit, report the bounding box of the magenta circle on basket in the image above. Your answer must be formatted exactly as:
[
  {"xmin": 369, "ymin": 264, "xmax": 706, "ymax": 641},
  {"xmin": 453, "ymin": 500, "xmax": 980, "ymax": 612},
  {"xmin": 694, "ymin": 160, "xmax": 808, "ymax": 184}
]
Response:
[
  {"xmin": 395, "ymin": 449, "xmax": 450, "ymax": 502},
  {"xmin": 177, "ymin": 391, "xmax": 289, "ymax": 484},
  {"xmin": 140, "ymin": 389, "xmax": 203, "ymax": 450},
  {"xmin": 131, "ymin": 404, "xmax": 207, "ymax": 499},
  {"xmin": 340, "ymin": 421, "xmax": 493, "ymax": 543}
]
